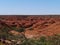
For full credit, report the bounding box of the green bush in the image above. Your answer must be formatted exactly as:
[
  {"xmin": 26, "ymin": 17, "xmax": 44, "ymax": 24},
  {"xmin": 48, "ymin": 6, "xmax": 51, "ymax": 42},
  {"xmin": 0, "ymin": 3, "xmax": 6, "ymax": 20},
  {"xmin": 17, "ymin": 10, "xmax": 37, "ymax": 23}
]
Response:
[{"xmin": 20, "ymin": 34, "xmax": 60, "ymax": 45}]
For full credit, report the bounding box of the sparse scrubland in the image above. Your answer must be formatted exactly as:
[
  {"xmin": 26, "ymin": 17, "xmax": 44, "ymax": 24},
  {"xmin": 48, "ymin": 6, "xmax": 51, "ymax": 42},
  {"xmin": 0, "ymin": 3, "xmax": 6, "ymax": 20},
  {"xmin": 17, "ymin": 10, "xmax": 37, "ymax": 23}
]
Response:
[{"xmin": 0, "ymin": 15, "xmax": 60, "ymax": 45}]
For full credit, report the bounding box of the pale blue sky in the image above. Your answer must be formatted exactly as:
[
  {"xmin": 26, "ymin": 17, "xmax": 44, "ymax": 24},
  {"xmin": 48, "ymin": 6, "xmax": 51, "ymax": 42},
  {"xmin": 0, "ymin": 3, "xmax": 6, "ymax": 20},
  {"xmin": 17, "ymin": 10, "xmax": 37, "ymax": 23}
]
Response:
[{"xmin": 0, "ymin": 0, "xmax": 60, "ymax": 15}]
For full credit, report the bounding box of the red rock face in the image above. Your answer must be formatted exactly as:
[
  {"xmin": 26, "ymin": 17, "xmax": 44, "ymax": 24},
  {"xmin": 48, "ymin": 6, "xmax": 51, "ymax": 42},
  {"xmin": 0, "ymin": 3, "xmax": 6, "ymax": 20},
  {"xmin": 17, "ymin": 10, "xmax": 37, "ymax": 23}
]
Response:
[{"xmin": 1, "ymin": 15, "xmax": 60, "ymax": 38}]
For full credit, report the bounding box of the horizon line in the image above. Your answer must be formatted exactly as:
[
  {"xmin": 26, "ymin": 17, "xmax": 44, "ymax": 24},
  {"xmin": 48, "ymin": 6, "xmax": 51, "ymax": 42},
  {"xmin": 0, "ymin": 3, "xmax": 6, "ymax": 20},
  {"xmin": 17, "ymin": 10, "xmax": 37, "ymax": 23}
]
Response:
[{"xmin": 0, "ymin": 14, "xmax": 60, "ymax": 15}]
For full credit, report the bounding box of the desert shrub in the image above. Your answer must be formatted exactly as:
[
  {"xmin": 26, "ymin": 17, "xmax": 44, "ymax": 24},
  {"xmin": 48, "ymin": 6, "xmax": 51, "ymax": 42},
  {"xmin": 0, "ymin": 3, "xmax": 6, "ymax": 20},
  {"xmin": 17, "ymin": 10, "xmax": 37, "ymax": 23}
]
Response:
[
  {"xmin": 0, "ymin": 32, "xmax": 8, "ymax": 40},
  {"xmin": 12, "ymin": 27, "xmax": 17, "ymax": 30},
  {"xmin": 29, "ymin": 27, "xmax": 34, "ymax": 30},
  {"xmin": 20, "ymin": 34, "xmax": 60, "ymax": 45},
  {"xmin": 12, "ymin": 26, "xmax": 25, "ymax": 32},
  {"xmin": 17, "ymin": 27, "xmax": 25, "ymax": 32},
  {"xmin": 1, "ymin": 34, "xmax": 60, "ymax": 45},
  {"xmin": 21, "ymin": 36, "xmax": 47, "ymax": 45},
  {"xmin": 47, "ymin": 34, "xmax": 60, "ymax": 45}
]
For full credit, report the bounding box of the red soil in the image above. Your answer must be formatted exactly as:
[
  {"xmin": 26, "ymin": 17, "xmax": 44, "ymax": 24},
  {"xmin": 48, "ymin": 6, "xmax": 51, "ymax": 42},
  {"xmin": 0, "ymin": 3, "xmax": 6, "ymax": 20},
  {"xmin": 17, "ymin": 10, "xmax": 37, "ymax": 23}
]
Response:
[{"xmin": 0, "ymin": 15, "xmax": 60, "ymax": 38}]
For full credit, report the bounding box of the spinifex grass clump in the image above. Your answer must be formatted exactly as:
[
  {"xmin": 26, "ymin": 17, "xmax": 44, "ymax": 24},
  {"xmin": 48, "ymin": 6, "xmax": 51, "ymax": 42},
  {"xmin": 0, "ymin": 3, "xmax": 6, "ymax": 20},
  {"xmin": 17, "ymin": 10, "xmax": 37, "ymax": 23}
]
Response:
[{"xmin": 21, "ymin": 34, "xmax": 60, "ymax": 45}]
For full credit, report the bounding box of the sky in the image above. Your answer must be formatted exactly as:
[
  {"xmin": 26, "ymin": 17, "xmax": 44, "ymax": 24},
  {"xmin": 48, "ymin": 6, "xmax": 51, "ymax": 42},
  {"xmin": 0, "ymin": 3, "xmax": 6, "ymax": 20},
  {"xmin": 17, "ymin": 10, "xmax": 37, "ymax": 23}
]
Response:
[{"xmin": 0, "ymin": 0, "xmax": 60, "ymax": 15}]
